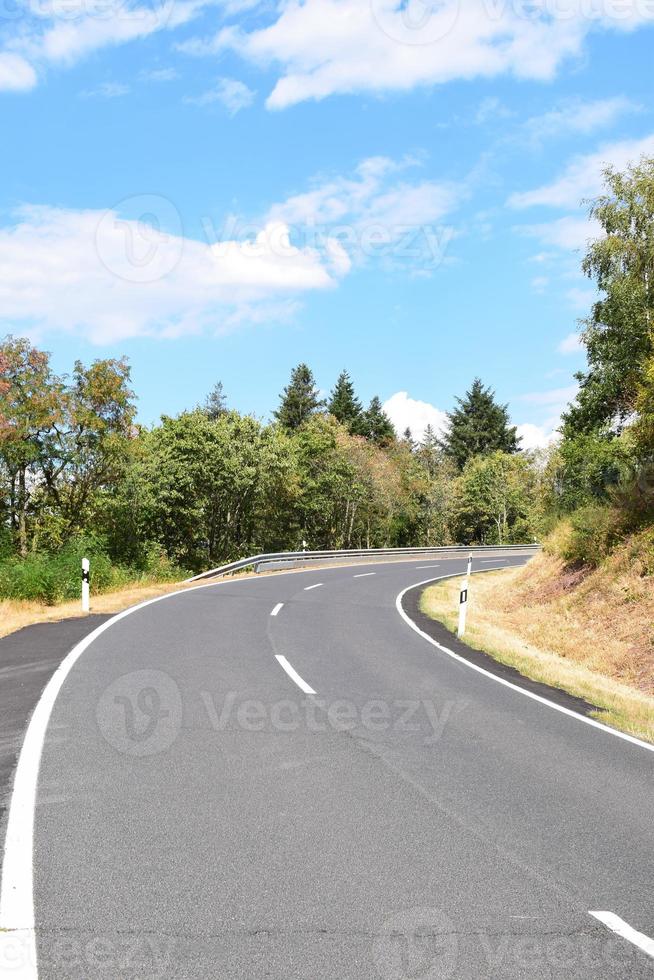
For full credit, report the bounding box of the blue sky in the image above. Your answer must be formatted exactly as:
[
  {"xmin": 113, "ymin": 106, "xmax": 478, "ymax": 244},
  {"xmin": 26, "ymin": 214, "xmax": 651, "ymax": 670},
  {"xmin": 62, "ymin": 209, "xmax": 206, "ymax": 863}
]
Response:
[{"xmin": 1, "ymin": 1, "xmax": 653, "ymax": 445}]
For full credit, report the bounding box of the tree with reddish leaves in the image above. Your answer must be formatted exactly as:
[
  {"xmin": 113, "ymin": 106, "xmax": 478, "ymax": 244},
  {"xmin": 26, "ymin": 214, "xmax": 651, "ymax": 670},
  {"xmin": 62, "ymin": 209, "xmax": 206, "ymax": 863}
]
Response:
[{"xmin": 0, "ymin": 336, "xmax": 136, "ymax": 555}]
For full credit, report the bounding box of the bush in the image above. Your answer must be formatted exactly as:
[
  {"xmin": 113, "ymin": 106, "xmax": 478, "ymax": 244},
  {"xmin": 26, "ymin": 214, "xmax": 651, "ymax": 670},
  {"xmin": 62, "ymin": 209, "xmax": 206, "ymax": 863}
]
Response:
[
  {"xmin": 0, "ymin": 536, "xmax": 185, "ymax": 605},
  {"xmin": 546, "ymin": 505, "xmax": 624, "ymax": 567}
]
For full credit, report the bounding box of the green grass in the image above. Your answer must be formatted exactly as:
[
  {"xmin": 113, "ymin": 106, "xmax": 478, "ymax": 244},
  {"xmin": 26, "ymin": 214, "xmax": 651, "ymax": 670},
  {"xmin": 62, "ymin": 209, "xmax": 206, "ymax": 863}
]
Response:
[{"xmin": 0, "ymin": 538, "xmax": 185, "ymax": 605}]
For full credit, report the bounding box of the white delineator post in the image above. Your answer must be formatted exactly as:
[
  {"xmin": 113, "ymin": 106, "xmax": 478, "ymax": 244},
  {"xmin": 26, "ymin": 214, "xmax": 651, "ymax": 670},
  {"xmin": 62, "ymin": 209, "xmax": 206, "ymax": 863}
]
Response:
[
  {"xmin": 81, "ymin": 557, "xmax": 90, "ymax": 613},
  {"xmin": 457, "ymin": 578, "xmax": 469, "ymax": 638},
  {"xmin": 466, "ymin": 551, "xmax": 473, "ymax": 578}
]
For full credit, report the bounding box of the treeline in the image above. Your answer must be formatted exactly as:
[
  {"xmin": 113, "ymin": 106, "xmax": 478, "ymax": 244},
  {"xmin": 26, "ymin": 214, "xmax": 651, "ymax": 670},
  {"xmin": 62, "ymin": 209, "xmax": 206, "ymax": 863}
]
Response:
[{"xmin": 0, "ymin": 339, "xmax": 539, "ymax": 598}]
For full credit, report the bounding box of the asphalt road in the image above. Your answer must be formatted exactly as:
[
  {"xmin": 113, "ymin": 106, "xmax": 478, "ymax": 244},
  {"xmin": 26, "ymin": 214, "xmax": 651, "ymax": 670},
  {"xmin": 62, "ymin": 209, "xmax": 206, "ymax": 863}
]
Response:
[{"xmin": 3, "ymin": 556, "xmax": 654, "ymax": 978}]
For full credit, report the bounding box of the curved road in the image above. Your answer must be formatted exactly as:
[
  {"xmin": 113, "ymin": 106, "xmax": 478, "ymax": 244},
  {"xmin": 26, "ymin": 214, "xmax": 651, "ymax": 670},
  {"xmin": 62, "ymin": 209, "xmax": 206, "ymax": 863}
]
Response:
[{"xmin": 3, "ymin": 555, "xmax": 654, "ymax": 978}]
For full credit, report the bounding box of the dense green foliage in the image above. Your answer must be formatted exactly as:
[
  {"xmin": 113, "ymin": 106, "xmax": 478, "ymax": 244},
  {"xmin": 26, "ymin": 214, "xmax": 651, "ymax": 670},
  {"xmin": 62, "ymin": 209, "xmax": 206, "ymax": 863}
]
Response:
[{"xmin": 0, "ymin": 347, "xmax": 541, "ymax": 600}]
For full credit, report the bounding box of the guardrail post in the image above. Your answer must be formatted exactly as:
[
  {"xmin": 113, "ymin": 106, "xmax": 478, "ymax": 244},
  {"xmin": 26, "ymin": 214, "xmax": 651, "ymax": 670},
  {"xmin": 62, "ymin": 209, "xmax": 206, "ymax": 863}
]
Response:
[
  {"xmin": 457, "ymin": 578, "xmax": 468, "ymax": 638},
  {"xmin": 81, "ymin": 557, "xmax": 90, "ymax": 613}
]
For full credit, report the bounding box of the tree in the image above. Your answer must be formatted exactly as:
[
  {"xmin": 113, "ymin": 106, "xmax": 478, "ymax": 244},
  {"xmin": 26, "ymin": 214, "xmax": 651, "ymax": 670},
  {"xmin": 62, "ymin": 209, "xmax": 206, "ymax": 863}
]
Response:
[
  {"xmin": 274, "ymin": 363, "xmax": 323, "ymax": 431},
  {"xmin": 401, "ymin": 427, "xmax": 416, "ymax": 451},
  {"xmin": 0, "ymin": 339, "xmax": 136, "ymax": 555},
  {"xmin": 360, "ymin": 396, "xmax": 395, "ymax": 446},
  {"xmin": 40, "ymin": 357, "xmax": 136, "ymax": 543},
  {"xmin": 203, "ymin": 381, "xmax": 228, "ymax": 420},
  {"xmin": 327, "ymin": 370, "xmax": 364, "ymax": 433},
  {"xmin": 563, "ymin": 157, "xmax": 654, "ymax": 435},
  {"xmin": 439, "ymin": 378, "xmax": 520, "ymax": 470},
  {"xmin": 122, "ymin": 410, "xmax": 298, "ymax": 570},
  {"xmin": 455, "ymin": 451, "xmax": 535, "ymax": 544},
  {"xmin": 0, "ymin": 337, "xmax": 63, "ymax": 555}
]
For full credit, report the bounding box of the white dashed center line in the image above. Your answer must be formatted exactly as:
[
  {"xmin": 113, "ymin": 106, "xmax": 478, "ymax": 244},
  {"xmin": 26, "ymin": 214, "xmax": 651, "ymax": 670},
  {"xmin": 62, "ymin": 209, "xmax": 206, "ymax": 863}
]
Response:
[
  {"xmin": 304, "ymin": 583, "xmax": 323, "ymax": 591},
  {"xmin": 275, "ymin": 655, "xmax": 316, "ymax": 694},
  {"xmin": 270, "ymin": 603, "xmax": 284, "ymax": 616},
  {"xmin": 353, "ymin": 572, "xmax": 376, "ymax": 578},
  {"xmin": 589, "ymin": 911, "xmax": 654, "ymax": 958}
]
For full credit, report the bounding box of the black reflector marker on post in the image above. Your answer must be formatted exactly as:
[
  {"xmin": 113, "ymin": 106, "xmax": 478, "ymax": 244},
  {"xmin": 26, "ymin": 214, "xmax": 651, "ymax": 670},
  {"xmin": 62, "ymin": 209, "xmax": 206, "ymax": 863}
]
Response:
[{"xmin": 82, "ymin": 557, "xmax": 90, "ymax": 613}]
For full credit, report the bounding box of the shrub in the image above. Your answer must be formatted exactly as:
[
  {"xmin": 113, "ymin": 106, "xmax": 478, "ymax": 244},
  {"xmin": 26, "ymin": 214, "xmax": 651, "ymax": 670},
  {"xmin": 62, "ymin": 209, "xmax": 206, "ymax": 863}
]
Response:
[
  {"xmin": 547, "ymin": 505, "xmax": 624, "ymax": 567},
  {"xmin": 0, "ymin": 536, "xmax": 185, "ymax": 605}
]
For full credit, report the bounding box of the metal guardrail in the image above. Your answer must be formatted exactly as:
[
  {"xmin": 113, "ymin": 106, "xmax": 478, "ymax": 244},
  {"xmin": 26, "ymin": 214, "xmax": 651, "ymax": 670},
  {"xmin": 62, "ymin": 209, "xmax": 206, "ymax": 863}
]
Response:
[{"xmin": 185, "ymin": 544, "xmax": 540, "ymax": 583}]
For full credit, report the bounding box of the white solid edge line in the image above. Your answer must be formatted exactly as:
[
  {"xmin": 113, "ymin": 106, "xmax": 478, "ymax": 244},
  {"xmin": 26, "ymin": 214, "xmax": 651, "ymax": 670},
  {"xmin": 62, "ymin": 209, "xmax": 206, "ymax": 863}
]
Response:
[
  {"xmin": 353, "ymin": 572, "xmax": 376, "ymax": 578},
  {"xmin": 395, "ymin": 571, "xmax": 654, "ymax": 754},
  {"xmin": 270, "ymin": 602, "xmax": 284, "ymax": 616},
  {"xmin": 589, "ymin": 911, "xmax": 654, "ymax": 958},
  {"xmin": 0, "ymin": 557, "xmax": 336, "ymax": 976},
  {"xmin": 303, "ymin": 583, "xmax": 323, "ymax": 591},
  {"xmin": 0, "ymin": 572, "xmax": 259, "ymax": 976},
  {"xmin": 275, "ymin": 655, "xmax": 316, "ymax": 694}
]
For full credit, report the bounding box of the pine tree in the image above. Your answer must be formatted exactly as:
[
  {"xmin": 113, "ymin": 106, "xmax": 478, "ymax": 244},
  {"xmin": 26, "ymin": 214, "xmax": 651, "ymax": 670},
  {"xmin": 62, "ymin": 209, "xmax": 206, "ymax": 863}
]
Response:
[
  {"xmin": 274, "ymin": 363, "xmax": 323, "ymax": 431},
  {"xmin": 327, "ymin": 370, "xmax": 363, "ymax": 432},
  {"xmin": 361, "ymin": 396, "xmax": 395, "ymax": 446},
  {"xmin": 421, "ymin": 423, "xmax": 438, "ymax": 451},
  {"xmin": 439, "ymin": 378, "xmax": 520, "ymax": 470},
  {"xmin": 402, "ymin": 427, "xmax": 416, "ymax": 451},
  {"xmin": 203, "ymin": 381, "xmax": 227, "ymax": 420}
]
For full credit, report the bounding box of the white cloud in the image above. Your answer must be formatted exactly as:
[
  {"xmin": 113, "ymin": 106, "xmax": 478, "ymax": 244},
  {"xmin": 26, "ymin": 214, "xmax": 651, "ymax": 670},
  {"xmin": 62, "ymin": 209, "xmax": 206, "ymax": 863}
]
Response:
[
  {"xmin": 264, "ymin": 156, "xmax": 463, "ymax": 270},
  {"xmin": 522, "ymin": 96, "xmax": 639, "ymax": 144},
  {"xmin": 566, "ymin": 286, "xmax": 595, "ymax": 310},
  {"xmin": 0, "ymin": 52, "xmax": 38, "ymax": 92},
  {"xmin": 509, "ymin": 133, "xmax": 654, "ymax": 209},
  {"xmin": 185, "ymin": 0, "xmax": 654, "ymax": 109},
  {"xmin": 558, "ymin": 331, "xmax": 584, "ymax": 354},
  {"xmin": 0, "ymin": 205, "xmax": 346, "ymax": 343},
  {"xmin": 80, "ymin": 81, "xmax": 130, "ymax": 98},
  {"xmin": 184, "ymin": 77, "xmax": 255, "ymax": 114},
  {"xmin": 140, "ymin": 66, "xmax": 180, "ymax": 82},
  {"xmin": 515, "ymin": 422, "xmax": 558, "ymax": 450},
  {"xmin": 382, "ymin": 391, "xmax": 448, "ymax": 441},
  {"xmin": 0, "ymin": 0, "xmax": 210, "ymax": 91},
  {"xmin": 519, "ymin": 215, "xmax": 600, "ymax": 251},
  {"xmin": 518, "ymin": 384, "xmax": 578, "ymax": 408},
  {"xmin": 475, "ymin": 96, "xmax": 513, "ymax": 125}
]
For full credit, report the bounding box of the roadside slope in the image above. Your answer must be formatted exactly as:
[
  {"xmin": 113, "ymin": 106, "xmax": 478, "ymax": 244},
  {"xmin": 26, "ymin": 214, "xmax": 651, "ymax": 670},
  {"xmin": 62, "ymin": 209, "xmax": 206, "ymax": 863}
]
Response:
[{"xmin": 420, "ymin": 547, "xmax": 654, "ymax": 741}]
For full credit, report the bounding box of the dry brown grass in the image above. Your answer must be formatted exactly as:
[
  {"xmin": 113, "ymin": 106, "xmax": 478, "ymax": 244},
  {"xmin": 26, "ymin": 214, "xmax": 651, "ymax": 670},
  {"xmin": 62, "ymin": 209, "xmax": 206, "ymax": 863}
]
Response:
[
  {"xmin": 0, "ymin": 579, "xmax": 202, "ymax": 640},
  {"xmin": 420, "ymin": 550, "xmax": 654, "ymax": 743}
]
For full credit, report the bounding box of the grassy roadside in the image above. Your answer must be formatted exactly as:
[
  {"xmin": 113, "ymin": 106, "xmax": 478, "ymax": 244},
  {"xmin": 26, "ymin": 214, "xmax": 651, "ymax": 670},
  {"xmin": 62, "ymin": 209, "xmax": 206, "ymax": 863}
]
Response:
[
  {"xmin": 420, "ymin": 556, "xmax": 654, "ymax": 744},
  {"xmin": 0, "ymin": 578, "xmax": 200, "ymax": 640}
]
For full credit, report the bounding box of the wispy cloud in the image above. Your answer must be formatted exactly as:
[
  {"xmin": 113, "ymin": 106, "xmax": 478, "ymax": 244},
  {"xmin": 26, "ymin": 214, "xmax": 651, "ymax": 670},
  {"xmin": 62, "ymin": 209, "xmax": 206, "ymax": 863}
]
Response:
[
  {"xmin": 558, "ymin": 332, "xmax": 584, "ymax": 354},
  {"xmin": 139, "ymin": 67, "xmax": 180, "ymax": 82},
  {"xmin": 184, "ymin": 77, "xmax": 255, "ymax": 114},
  {"xmin": 522, "ymin": 96, "xmax": 640, "ymax": 145},
  {"xmin": 0, "ymin": 0, "xmax": 211, "ymax": 92},
  {"xmin": 508, "ymin": 133, "xmax": 654, "ymax": 210},
  {"xmin": 80, "ymin": 81, "xmax": 130, "ymax": 99}
]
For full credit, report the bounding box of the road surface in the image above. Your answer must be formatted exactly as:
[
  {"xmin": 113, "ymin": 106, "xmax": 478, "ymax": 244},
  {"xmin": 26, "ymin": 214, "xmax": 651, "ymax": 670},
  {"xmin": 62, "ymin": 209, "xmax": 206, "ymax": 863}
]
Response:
[{"xmin": 1, "ymin": 555, "xmax": 653, "ymax": 978}]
